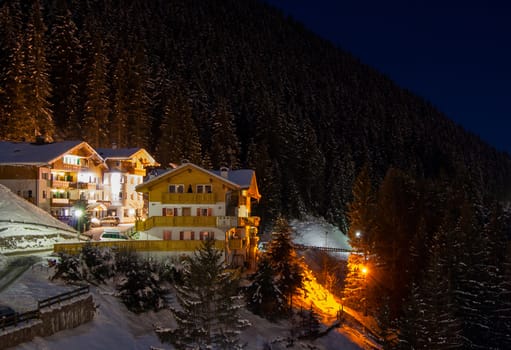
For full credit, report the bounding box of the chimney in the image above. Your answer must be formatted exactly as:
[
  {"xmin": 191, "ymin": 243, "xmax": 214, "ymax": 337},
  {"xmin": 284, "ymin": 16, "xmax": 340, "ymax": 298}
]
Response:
[{"xmin": 220, "ymin": 166, "xmax": 229, "ymax": 179}]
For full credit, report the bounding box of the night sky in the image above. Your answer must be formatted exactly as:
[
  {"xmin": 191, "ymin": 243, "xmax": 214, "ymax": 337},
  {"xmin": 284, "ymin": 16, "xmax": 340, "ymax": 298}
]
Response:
[{"xmin": 264, "ymin": 0, "xmax": 511, "ymax": 154}]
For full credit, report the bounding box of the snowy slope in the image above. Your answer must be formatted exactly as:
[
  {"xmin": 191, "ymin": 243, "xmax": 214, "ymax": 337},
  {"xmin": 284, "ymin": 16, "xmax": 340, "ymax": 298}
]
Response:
[{"xmin": 0, "ymin": 184, "xmax": 78, "ymax": 254}]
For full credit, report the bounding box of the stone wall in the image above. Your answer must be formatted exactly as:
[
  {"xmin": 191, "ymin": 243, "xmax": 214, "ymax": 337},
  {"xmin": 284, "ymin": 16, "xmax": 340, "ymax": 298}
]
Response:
[{"xmin": 0, "ymin": 294, "xmax": 95, "ymax": 350}]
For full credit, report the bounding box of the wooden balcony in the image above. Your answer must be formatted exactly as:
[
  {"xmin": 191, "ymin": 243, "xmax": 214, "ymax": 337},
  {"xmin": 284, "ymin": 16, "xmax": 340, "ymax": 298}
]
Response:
[
  {"xmin": 161, "ymin": 192, "xmax": 217, "ymax": 204},
  {"xmin": 238, "ymin": 216, "xmax": 261, "ymax": 227},
  {"xmin": 51, "ymin": 198, "xmax": 69, "ymax": 205},
  {"xmin": 54, "ymin": 239, "xmax": 226, "ymax": 254},
  {"xmin": 51, "ymin": 180, "xmax": 70, "ymax": 188},
  {"xmin": 135, "ymin": 215, "xmax": 239, "ymax": 231},
  {"xmin": 228, "ymin": 239, "xmax": 243, "ymax": 250}
]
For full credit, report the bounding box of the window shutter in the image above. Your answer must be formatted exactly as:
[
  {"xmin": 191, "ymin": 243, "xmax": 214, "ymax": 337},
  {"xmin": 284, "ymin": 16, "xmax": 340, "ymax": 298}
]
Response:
[
  {"xmin": 197, "ymin": 208, "xmax": 201, "ymax": 216},
  {"xmin": 191, "ymin": 231, "xmax": 195, "ymax": 240},
  {"xmin": 162, "ymin": 208, "xmax": 167, "ymax": 216},
  {"xmin": 207, "ymin": 208, "xmax": 212, "ymax": 216},
  {"xmin": 180, "ymin": 231, "xmax": 184, "ymax": 240}
]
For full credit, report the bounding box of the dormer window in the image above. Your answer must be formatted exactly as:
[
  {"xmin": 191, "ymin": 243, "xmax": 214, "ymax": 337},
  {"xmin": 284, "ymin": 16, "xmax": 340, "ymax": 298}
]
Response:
[{"xmin": 169, "ymin": 184, "xmax": 184, "ymax": 193}]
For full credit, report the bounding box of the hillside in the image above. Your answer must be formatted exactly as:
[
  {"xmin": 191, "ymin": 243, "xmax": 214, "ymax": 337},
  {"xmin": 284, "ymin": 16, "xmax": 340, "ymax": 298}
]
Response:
[
  {"xmin": 0, "ymin": 184, "xmax": 77, "ymax": 254},
  {"xmin": 1, "ymin": 0, "xmax": 510, "ymax": 228}
]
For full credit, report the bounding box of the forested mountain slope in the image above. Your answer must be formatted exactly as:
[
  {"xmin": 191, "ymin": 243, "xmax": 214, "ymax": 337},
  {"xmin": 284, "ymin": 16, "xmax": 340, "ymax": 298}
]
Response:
[{"xmin": 1, "ymin": 0, "xmax": 510, "ymax": 227}]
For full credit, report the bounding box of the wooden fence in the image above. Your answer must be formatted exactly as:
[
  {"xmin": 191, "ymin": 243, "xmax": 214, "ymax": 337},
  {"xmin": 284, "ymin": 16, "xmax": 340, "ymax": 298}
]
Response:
[{"xmin": 0, "ymin": 285, "xmax": 89, "ymax": 331}]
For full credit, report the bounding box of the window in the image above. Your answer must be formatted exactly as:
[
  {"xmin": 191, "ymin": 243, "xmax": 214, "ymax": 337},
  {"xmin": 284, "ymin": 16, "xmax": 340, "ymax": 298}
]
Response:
[
  {"xmin": 162, "ymin": 208, "xmax": 178, "ymax": 216},
  {"xmin": 42, "ymin": 190, "xmax": 46, "ymax": 199},
  {"xmin": 197, "ymin": 184, "xmax": 212, "ymax": 193},
  {"xmin": 28, "ymin": 190, "xmax": 32, "ymax": 198},
  {"xmin": 41, "ymin": 172, "xmax": 48, "ymax": 180},
  {"xmin": 196, "ymin": 208, "xmax": 212, "ymax": 216},
  {"xmin": 169, "ymin": 184, "xmax": 184, "ymax": 193},
  {"xmin": 63, "ymin": 155, "xmax": 80, "ymax": 165},
  {"xmin": 163, "ymin": 231, "xmax": 172, "ymax": 240}
]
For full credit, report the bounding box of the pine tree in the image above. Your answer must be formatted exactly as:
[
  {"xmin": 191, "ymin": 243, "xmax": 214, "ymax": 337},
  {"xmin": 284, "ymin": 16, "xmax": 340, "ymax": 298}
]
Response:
[
  {"xmin": 266, "ymin": 216, "xmax": 305, "ymax": 313},
  {"xmin": 157, "ymin": 85, "xmax": 202, "ymax": 166},
  {"xmin": 210, "ymin": 97, "xmax": 240, "ymax": 169},
  {"xmin": 342, "ymin": 253, "xmax": 366, "ymax": 311},
  {"xmin": 0, "ymin": 0, "xmax": 37, "ymax": 141},
  {"xmin": 116, "ymin": 257, "xmax": 167, "ymax": 314},
  {"xmin": 346, "ymin": 164, "xmax": 375, "ymax": 252},
  {"xmin": 83, "ymin": 35, "xmax": 110, "ymax": 148},
  {"xmin": 245, "ymin": 254, "xmax": 285, "ymax": 320},
  {"xmin": 158, "ymin": 238, "xmax": 249, "ymax": 349},
  {"xmin": 48, "ymin": 0, "xmax": 82, "ymax": 140},
  {"xmin": 25, "ymin": 0, "xmax": 54, "ymax": 140}
]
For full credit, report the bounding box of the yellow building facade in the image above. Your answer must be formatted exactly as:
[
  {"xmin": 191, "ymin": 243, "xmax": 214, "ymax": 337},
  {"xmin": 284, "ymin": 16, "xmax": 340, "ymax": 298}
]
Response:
[{"xmin": 135, "ymin": 162, "xmax": 261, "ymax": 268}]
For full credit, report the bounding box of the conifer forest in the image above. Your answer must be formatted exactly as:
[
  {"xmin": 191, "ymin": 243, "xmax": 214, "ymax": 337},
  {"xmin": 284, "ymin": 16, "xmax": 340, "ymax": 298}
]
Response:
[{"xmin": 1, "ymin": 0, "xmax": 510, "ymax": 347}]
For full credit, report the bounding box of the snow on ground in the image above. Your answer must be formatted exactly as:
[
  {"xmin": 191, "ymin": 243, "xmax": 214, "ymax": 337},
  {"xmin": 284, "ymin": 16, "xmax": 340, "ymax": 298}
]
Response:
[
  {"xmin": 0, "ymin": 184, "xmax": 75, "ymax": 232},
  {"xmin": 0, "ymin": 260, "xmax": 364, "ymax": 350},
  {"xmin": 0, "ymin": 184, "xmax": 79, "ymax": 254},
  {"xmin": 291, "ymin": 216, "xmax": 352, "ymax": 260}
]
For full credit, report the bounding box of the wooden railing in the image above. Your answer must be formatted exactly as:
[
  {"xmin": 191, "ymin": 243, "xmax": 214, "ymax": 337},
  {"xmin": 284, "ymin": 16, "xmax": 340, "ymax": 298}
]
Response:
[
  {"xmin": 54, "ymin": 239, "xmax": 226, "ymax": 254},
  {"xmin": 38, "ymin": 285, "xmax": 90, "ymax": 309},
  {"xmin": 1, "ymin": 285, "xmax": 90, "ymax": 331},
  {"xmin": 161, "ymin": 192, "xmax": 217, "ymax": 204}
]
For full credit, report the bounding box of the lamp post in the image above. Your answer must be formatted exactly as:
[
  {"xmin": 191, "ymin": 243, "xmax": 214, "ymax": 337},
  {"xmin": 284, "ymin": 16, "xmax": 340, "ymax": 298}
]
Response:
[{"xmin": 75, "ymin": 209, "xmax": 83, "ymax": 240}]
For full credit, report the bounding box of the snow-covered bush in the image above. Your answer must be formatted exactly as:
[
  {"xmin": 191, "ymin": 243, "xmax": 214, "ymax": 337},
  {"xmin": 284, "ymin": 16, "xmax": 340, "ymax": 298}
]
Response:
[
  {"xmin": 81, "ymin": 243, "xmax": 114, "ymax": 283},
  {"xmin": 51, "ymin": 252, "xmax": 82, "ymax": 282},
  {"xmin": 116, "ymin": 255, "xmax": 168, "ymax": 313}
]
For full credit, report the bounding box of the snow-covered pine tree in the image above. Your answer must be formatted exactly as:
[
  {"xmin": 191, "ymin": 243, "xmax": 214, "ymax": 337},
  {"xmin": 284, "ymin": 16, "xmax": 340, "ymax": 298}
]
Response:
[
  {"xmin": 116, "ymin": 256, "xmax": 166, "ymax": 314},
  {"xmin": 210, "ymin": 97, "xmax": 240, "ymax": 169},
  {"xmin": 80, "ymin": 243, "xmax": 113, "ymax": 284},
  {"xmin": 158, "ymin": 237, "xmax": 249, "ymax": 349},
  {"xmin": 83, "ymin": 33, "xmax": 110, "ymax": 148},
  {"xmin": 346, "ymin": 164, "xmax": 375, "ymax": 252},
  {"xmin": 399, "ymin": 227, "xmax": 463, "ymax": 349},
  {"xmin": 24, "ymin": 0, "xmax": 55, "ymax": 141},
  {"xmin": 245, "ymin": 254, "xmax": 285, "ymax": 320},
  {"xmin": 266, "ymin": 216, "xmax": 305, "ymax": 314},
  {"xmin": 342, "ymin": 252, "xmax": 365, "ymax": 311},
  {"xmin": 48, "ymin": 0, "xmax": 82, "ymax": 140}
]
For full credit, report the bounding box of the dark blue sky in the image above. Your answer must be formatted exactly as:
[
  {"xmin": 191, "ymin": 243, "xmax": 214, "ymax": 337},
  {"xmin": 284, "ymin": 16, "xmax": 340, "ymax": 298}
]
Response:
[{"xmin": 265, "ymin": 0, "xmax": 511, "ymax": 153}]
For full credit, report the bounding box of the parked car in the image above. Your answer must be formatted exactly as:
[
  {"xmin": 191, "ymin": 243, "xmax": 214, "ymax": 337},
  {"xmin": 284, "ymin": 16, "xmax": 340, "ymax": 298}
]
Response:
[
  {"xmin": 100, "ymin": 216, "xmax": 120, "ymax": 226},
  {"xmin": 100, "ymin": 229, "xmax": 128, "ymax": 241},
  {"xmin": 0, "ymin": 305, "xmax": 16, "ymax": 325}
]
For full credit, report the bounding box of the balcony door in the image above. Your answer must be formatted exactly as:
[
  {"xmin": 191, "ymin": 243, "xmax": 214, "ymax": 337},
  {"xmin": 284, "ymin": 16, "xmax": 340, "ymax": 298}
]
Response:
[{"xmin": 182, "ymin": 207, "xmax": 191, "ymax": 216}]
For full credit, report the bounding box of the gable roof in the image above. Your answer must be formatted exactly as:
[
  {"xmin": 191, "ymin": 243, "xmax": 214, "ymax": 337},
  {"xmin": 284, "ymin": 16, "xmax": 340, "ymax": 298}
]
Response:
[
  {"xmin": 210, "ymin": 169, "xmax": 255, "ymax": 188},
  {"xmin": 96, "ymin": 147, "xmax": 141, "ymax": 159},
  {"xmin": 96, "ymin": 147, "xmax": 159, "ymax": 166},
  {"xmin": 0, "ymin": 141, "xmax": 96, "ymax": 165},
  {"xmin": 136, "ymin": 163, "xmax": 243, "ymax": 192}
]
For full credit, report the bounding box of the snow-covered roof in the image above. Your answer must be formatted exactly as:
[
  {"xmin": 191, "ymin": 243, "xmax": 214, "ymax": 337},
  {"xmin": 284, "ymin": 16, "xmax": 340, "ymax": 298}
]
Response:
[
  {"xmin": 0, "ymin": 184, "xmax": 76, "ymax": 233},
  {"xmin": 0, "ymin": 141, "xmax": 88, "ymax": 165},
  {"xmin": 210, "ymin": 169, "xmax": 255, "ymax": 188},
  {"xmin": 96, "ymin": 147, "xmax": 142, "ymax": 159}
]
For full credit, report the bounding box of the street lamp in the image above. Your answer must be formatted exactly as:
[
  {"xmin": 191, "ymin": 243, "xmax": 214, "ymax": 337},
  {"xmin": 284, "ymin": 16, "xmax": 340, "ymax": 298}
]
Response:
[{"xmin": 75, "ymin": 209, "xmax": 83, "ymax": 240}]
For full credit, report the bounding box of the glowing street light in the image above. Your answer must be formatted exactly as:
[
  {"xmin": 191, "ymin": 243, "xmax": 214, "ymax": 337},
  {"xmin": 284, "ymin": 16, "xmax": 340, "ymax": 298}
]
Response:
[
  {"xmin": 75, "ymin": 209, "xmax": 83, "ymax": 239},
  {"xmin": 361, "ymin": 265, "xmax": 369, "ymax": 316},
  {"xmin": 355, "ymin": 230, "xmax": 361, "ymax": 239}
]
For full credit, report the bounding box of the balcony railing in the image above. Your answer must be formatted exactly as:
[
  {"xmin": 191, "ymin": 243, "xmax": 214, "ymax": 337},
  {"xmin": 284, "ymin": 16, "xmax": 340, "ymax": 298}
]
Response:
[
  {"xmin": 54, "ymin": 239, "xmax": 226, "ymax": 254},
  {"xmin": 238, "ymin": 216, "xmax": 261, "ymax": 227},
  {"xmin": 136, "ymin": 215, "xmax": 238, "ymax": 231},
  {"xmin": 51, "ymin": 198, "xmax": 69, "ymax": 204},
  {"xmin": 51, "ymin": 180, "xmax": 70, "ymax": 188},
  {"xmin": 161, "ymin": 192, "xmax": 217, "ymax": 204}
]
